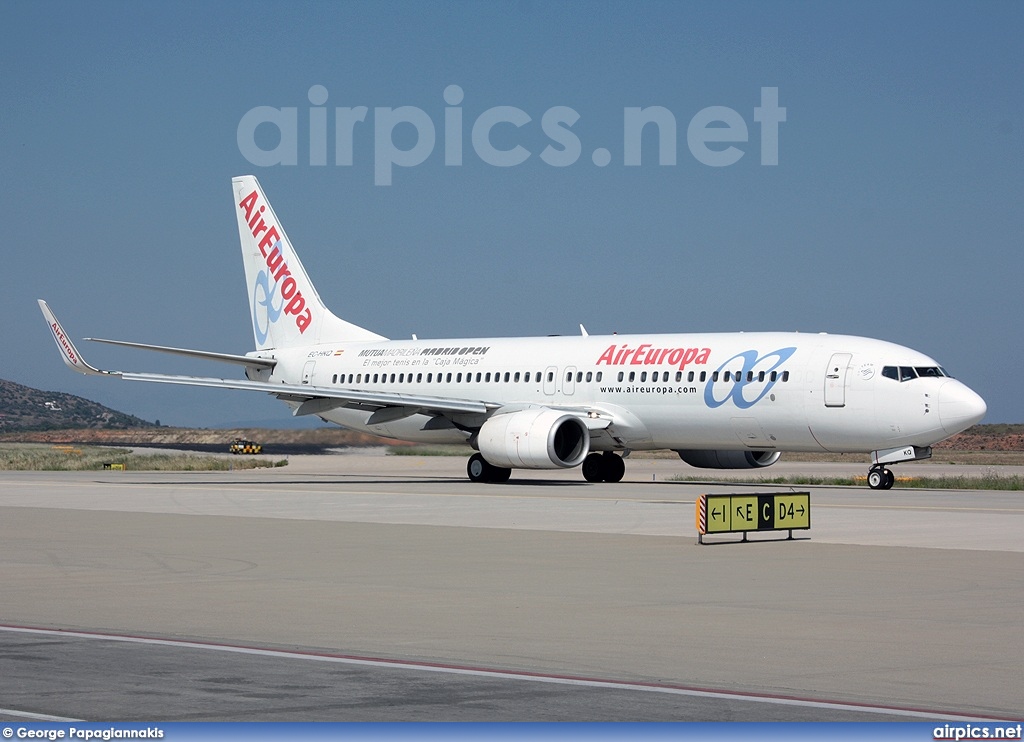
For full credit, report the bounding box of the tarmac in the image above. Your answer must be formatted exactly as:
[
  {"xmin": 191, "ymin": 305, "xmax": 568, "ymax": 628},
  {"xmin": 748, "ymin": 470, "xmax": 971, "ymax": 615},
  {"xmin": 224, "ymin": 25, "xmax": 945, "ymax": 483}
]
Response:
[{"xmin": 0, "ymin": 452, "xmax": 1021, "ymax": 721}]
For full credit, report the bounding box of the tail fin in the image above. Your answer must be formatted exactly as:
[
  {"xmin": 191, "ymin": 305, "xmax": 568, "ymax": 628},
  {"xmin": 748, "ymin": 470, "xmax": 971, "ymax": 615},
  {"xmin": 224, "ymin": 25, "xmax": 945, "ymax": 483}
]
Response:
[{"xmin": 232, "ymin": 175, "xmax": 385, "ymax": 350}]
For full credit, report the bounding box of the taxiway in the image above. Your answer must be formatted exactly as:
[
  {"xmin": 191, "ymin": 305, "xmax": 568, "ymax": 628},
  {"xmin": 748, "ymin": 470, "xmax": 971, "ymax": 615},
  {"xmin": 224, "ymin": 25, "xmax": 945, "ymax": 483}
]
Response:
[{"xmin": 0, "ymin": 453, "xmax": 1021, "ymax": 720}]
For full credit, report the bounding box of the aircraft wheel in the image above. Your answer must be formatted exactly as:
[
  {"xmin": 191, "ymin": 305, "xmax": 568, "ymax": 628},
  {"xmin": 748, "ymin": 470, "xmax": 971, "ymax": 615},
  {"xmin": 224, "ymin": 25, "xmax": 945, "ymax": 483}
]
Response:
[
  {"xmin": 582, "ymin": 453, "xmax": 605, "ymax": 483},
  {"xmin": 467, "ymin": 453, "xmax": 489, "ymax": 482},
  {"xmin": 868, "ymin": 467, "xmax": 888, "ymax": 490},
  {"xmin": 467, "ymin": 453, "xmax": 510, "ymax": 483},
  {"xmin": 884, "ymin": 469, "xmax": 895, "ymax": 489},
  {"xmin": 601, "ymin": 452, "xmax": 625, "ymax": 483}
]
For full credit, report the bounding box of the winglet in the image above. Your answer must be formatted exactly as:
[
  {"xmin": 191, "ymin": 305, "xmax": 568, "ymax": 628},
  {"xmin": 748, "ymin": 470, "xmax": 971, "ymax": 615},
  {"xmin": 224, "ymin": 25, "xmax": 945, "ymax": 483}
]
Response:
[{"xmin": 38, "ymin": 300, "xmax": 114, "ymax": 376}]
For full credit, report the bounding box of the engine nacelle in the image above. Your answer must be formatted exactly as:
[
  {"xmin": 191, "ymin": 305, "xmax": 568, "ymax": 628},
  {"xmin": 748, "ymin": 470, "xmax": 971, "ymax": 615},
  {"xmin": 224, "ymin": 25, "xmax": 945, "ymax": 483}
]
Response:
[
  {"xmin": 478, "ymin": 408, "xmax": 590, "ymax": 469},
  {"xmin": 675, "ymin": 449, "xmax": 782, "ymax": 469}
]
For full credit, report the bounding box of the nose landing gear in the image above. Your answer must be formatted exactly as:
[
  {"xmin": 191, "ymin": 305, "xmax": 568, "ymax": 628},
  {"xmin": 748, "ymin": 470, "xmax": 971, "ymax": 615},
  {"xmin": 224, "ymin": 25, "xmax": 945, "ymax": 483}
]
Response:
[
  {"xmin": 866, "ymin": 445, "xmax": 932, "ymax": 490},
  {"xmin": 867, "ymin": 465, "xmax": 895, "ymax": 490}
]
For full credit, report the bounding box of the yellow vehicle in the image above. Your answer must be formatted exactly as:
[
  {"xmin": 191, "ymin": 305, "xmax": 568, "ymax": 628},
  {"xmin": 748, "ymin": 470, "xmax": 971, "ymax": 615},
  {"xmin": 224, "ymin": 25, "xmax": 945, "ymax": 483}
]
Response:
[{"xmin": 229, "ymin": 438, "xmax": 262, "ymax": 455}]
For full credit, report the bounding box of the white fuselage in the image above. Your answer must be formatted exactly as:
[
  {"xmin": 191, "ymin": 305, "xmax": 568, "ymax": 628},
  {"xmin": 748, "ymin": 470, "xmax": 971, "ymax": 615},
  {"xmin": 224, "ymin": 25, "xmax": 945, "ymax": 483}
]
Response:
[{"xmin": 251, "ymin": 331, "xmax": 984, "ymax": 455}]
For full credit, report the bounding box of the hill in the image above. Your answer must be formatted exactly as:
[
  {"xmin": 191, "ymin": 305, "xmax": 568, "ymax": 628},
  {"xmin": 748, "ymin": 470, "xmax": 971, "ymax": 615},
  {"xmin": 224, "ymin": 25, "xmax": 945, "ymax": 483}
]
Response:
[{"xmin": 0, "ymin": 378, "xmax": 151, "ymax": 432}]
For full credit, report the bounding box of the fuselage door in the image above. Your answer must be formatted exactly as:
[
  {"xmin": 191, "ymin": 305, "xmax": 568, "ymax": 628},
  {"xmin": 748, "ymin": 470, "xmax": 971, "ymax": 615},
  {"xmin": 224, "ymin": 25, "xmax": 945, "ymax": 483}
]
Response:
[
  {"xmin": 543, "ymin": 365, "xmax": 558, "ymax": 396},
  {"xmin": 302, "ymin": 360, "xmax": 316, "ymax": 385},
  {"xmin": 563, "ymin": 366, "xmax": 577, "ymax": 396},
  {"xmin": 824, "ymin": 353, "xmax": 852, "ymax": 407}
]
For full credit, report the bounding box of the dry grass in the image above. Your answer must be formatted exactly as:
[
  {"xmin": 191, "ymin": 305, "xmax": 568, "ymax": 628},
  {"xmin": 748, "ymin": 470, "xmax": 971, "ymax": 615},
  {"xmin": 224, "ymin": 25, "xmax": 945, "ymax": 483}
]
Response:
[{"xmin": 0, "ymin": 444, "xmax": 287, "ymax": 472}]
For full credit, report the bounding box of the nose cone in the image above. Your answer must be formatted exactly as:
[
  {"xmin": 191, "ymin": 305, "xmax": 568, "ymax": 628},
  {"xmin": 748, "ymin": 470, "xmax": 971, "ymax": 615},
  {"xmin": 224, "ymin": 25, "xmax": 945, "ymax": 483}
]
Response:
[{"xmin": 939, "ymin": 381, "xmax": 987, "ymax": 436}]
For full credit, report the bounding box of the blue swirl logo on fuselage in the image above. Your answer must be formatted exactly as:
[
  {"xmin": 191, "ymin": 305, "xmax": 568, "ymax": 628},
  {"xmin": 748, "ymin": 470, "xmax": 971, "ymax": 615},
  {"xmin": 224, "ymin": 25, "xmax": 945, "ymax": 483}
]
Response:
[
  {"xmin": 704, "ymin": 347, "xmax": 797, "ymax": 409},
  {"xmin": 252, "ymin": 269, "xmax": 284, "ymax": 346}
]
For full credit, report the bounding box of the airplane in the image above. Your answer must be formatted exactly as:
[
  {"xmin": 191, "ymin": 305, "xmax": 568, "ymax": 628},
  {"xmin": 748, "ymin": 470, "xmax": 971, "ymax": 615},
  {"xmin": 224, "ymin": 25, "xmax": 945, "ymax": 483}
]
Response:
[{"xmin": 39, "ymin": 175, "xmax": 987, "ymax": 489}]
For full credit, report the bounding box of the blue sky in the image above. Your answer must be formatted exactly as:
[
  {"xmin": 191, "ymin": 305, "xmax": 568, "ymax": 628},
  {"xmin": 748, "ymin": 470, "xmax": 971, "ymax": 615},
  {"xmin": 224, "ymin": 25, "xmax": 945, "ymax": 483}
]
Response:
[{"xmin": 3, "ymin": 1, "xmax": 1021, "ymax": 426}]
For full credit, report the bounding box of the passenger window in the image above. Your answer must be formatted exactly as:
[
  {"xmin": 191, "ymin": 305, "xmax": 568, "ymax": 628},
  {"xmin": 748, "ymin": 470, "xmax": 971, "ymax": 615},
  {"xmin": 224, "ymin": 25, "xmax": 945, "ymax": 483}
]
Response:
[
  {"xmin": 547, "ymin": 372, "xmax": 554, "ymax": 382},
  {"xmin": 617, "ymin": 372, "xmax": 624, "ymax": 382},
  {"xmin": 724, "ymin": 371, "xmax": 730, "ymax": 382},
  {"xmin": 747, "ymin": 372, "xmax": 754, "ymax": 382},
  {"xmin": 596, "ymin": 372, "xmax": 602, "ymax": 382},
  {"xmin": 446, "ymin": 373, "xmax": 452, "ymax": 383},
  {"xmin": 700, "ymin": 372, "xmax": 706, "ymax": 382},
  {"xmin": 504, "ymin": 372, "xmax": 510, "ymax": 382},
  {"xmin": 586, "ymin": 371, "xmax": 593, "ymax": 382},
  {"xmin": 758, "ymin": 371, "xmax": 765, "ymax": 382},
  {"xmin": 629, "ymin": 372, "xmax": 636, "ymax": 383},
  {"xmin": 640, "ymin": 372, "xmax": 647, "ymax": 382},
  {"xmin": 687, "ymin": 371, "xmax": 694, "ymax": 383},
  {"xmin": 524, "ymin": 372, "xmax": 531, "ymax": 383},
  {"xmin": 782, "ymin": 371, "xmax": 790, "ymax": 382},
  {"xmin": 332, "ymin": 374, "xmax": 337, "ymax": 384},
  {"xmin": 514, "ymin": 372, "xmax": 521, "ymax": 382}
]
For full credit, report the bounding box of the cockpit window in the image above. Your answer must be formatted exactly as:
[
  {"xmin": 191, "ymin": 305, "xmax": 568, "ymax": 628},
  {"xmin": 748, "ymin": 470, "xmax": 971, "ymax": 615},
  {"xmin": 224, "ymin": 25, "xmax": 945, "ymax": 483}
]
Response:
[{"xmin": 882, "ymin": 365, "xmax": 947, "ymax": 382}]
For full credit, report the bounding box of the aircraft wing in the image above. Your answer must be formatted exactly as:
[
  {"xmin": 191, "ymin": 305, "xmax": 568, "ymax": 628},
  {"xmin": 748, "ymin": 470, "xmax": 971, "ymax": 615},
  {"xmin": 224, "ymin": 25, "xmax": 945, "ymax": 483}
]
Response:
[
  {"xmin": 84, "ymin": 337, "xmax": 277, "ymax": 370},
  {"xmin": 115, "ymin": 371, "xmax": 493, "ymax": 416},
  {"xmin": 39, "ymin": 300, "xmax": 492, "ymax": 418}
]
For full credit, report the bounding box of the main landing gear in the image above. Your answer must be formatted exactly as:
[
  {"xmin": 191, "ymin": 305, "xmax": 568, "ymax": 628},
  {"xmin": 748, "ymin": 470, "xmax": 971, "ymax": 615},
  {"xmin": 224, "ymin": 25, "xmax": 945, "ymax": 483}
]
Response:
[
  {"xmin": 467, "ymin": 453, "xmax": 511, "ymax": 483},
  {"xmin": 466, "ymin": 452, "xmax": 627, "ymax": 483},
  {"xmin": 581, "ymin": 452, "xmax": 626, "ymax": 483}
]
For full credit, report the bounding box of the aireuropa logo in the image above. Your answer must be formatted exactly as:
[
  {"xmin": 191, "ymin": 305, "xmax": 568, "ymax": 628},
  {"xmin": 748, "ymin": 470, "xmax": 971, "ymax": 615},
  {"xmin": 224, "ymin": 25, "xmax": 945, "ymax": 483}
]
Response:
[
  {"xmin": 704, "ymin": 347, "xmax": 797, "ymax": 409},
  {"xmin": 238, "ymin": 85, "xmax": 786, "ymax": 186}
]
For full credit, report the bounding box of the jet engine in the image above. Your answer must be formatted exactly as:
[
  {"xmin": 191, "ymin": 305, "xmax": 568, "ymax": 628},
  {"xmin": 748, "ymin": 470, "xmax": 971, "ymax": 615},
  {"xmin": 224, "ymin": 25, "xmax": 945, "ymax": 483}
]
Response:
[
  {"xmin": 478, "ymin": 408, "xmax": 590, "ymax": 469},
  {"xmin": 674, "ymin": 449, "xmax": 782, "ymax": 469}
]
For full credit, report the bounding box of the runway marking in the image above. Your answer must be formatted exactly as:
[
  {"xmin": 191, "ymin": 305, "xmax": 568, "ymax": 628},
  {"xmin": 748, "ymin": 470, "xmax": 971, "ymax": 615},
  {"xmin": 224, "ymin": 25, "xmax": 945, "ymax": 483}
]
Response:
[
  {"xmin": 9, "ymin": 474, "xmax": 1024, "ymax": 508},
  {"xmin": 0, "ymin": 625, "xmax": 1005, "ymax": 722},
  {"xmin": 7, "ymin": 478, "xmax": 1024, "ymax": 516},
  {"xmin": 0, "ymin": 707, "xmax": 79, "ymax": 721}
]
